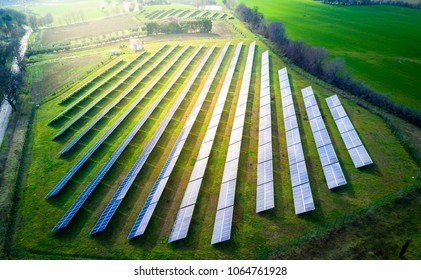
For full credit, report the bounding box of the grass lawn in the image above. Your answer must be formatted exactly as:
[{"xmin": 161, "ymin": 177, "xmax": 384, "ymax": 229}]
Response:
[{"xmin": 242, "ymin": 0, "xmax": 421, "ymax": 109}]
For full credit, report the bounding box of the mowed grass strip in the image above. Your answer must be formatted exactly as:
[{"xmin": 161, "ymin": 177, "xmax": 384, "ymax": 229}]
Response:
[
  {"xmin": 11, "ymin": 39, "xmax": 420, "ymax": 259},
  {"xmin": 243, "ymin": 0, "xmax": 421, "ymax": 108}
]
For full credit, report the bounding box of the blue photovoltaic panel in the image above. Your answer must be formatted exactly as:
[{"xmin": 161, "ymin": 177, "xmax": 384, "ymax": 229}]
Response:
[
  {"xmin": 217, "ymin": 179, "xmax": 236, "ymax": 210},
  {"xmin": 59, "ymin": 45, "xmax": 169, "ymax": 154},
  {"xmin": 91, "ymin": 45, "xmax": 209, "ymax": 235},
  {"xmin": 302, "ymin": 87, "xmax": 346, "ymax": 189},
  {"xmin": 168, "ymin": 204, "xmax": 195, "ymax": 242},
  {"xmin": 292, "ymin": 183, "xmax": 315, "ymax": 214},
  {"xmin": 171, "ymin": 42, "xmax": 244, "ymax": 243},
  {"xmin": 255, "ymin": 50, "xmax": 275, "ymax": 214},
  {"xmin": 279, "ymin": 70, "xmax": 315, "ymax": 214},
  {"xmin": 326, "ymin": 94, "xmax": 373, "ymax": 168},
  {"xmin": 211, "ymin": 206, "xmax": 234, "ymax": 245},
  {"xmin": 46, "ymin": 44, "xmax": 181, "ymax": 199},
  {"xmin": 52, "ymin": 45, "xmax": 192, "ymax": 232}
]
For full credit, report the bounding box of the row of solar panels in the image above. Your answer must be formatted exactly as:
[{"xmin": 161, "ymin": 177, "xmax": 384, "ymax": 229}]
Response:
[
  {"xmin": 49, "ymin": 43, "xmax": 373, "ymax": 245},
  {"xmin": 51, "ymin": 50, "xmax": 149, "ymax": 136},
  {"xmin": 128, "ymin": 42, "xmax": 231, "ymax": 239},
  {"xmin": 279, "ymin": 68, "xmax": 316, "ymax": 215},
  {"xmin": 46, "ymin": 44, "xmax": 181, "ymax": 198},
  {"xmin": 54, "ymin": 58, "xmax": 124, "ymax": 119},
  {"xmin": 59, "ymin": 44, "xmax": 171, "ymax": 154},
  {"xmin": 91, "ymin": 44, "xmax": 214, "ymax": 235},
  {"xmin": 211, "ymin": 42, "xmax": 256, "ymax": 245},
  {"xmin": 51, "ymin": 44, "xmax": 197, "ymax": 231},
  {"xmin": 301, "ymin": 86, "xmax": 347, "ymax": 189},
  {"xmin": 256, "ymin": 51, "xmax": 275, "ymax": 214},
  {"xmin": 170, "ymin": 42, "xmax": 244, "ymax": 243},
  {"xmin": 326, "ymin": 95, "xmax": 373, "ymax": 168}
]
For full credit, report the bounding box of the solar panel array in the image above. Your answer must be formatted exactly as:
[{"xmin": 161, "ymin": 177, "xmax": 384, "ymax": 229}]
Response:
[
  {"xmin": 51, "ymin": 45, "xmax": 199, "ymax": 231},
  {"xmin": 128, "ymin": 42, "xmax": 230, "ymax": 239},
  {"xmin": 52, "ymin": 48, "xmax": 155, "ymax": 139},
  {"xmin": 278, "ymin": 68, "xmax": 315, "ymax": 215},
  {"xmin": 60, "ymin": 44, "xmax": 171, "ymax": 154},
  {"xmin": 326, "ymin": 95, "xmax": 373, "ymax": 168},
  {"xmin": 169, "ymin": 42, "xmax": 243, "ymax": 243},
  {"xmin": 46, "ymin": 44, "xmax": 182, "ymax": 199},
  {"xmin": 301, "ymin": 86, "xmax": 346, "ymax": 189},
  {"xmin": 54, "ymin": 58, "xmax": 124, "ymax": 119},
  {"xmin": 211, "ymin": 42, "xmax": 256, "ymax": 245},
  {"xmin": 90, "ymin": 44, "xmax": 215, "ymax": 235},
  {"xmin": 255, "ymin": 50, "xmax": 275, "ymax": 214}
]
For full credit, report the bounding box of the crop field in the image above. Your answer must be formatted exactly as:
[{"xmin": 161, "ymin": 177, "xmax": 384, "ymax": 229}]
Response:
[
  {"xmin": 38, "ymin": 14, "xmax": 142, "ymax": 45},
  {"xmin": 243, "ymin": 0, "xmax": 421, "ymax": 109},
  {"xmin": 8, "ymin": 30, "xmax": 419, "ymax": 259},
  {"xmin": 6, "ymin": 0, "xmax": 125, "ymax": 27}
]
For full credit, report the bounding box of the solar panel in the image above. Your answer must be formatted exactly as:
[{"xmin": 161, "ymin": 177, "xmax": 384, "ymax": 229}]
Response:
[
  {"xmin": 225, "ymin": 141, "xmax": 241, "ymax": 162},
  {"xmin": 281, "ymin": 86, "xmax": 291, "ymax": 98},
  {"xmin": 169, "ymin": 204, "xmax": 195, "ymax": 242},
  {"xmin": 180, "ymin": 179, "xmax": 203, "ymax": 208},
  {"xmin": 258, "ymin": 142, "xmax": 273, "ymax": 163},
  {"xmin": 58, "ymin": 45, "xmax": 169, "ymax": 154},
  {"xmin": 235, "ymin": 102, "xmax": 247, "ymax": 118},
  {"xmin": 259, "ymin": 114, "xmax": 272, "ymax": 131},
  {"xmin": 330, "ymin": 105, "xmax": 347, "ymax": 120},
  {"xmin": 336, "ymin": 116, "xmax": 354, "ymax": 134},
  {"xmin": 282, "ymin": 94, "xmax": 294, "ymax": 108},
  {"xmin": 306, "ymin": 105, "xmax": 321, "ymax": 120},
  {"xmin": 348, "ymin": 145, "xmax": 373, "ymax": 168},
  {"xmin": 170, "ymin": 42, "xmax": 245, "ymax": 243},
  {"xmin": 341, "ymin": 129, "xmax": 363, "ymax": 149},
  {"xmin": 260, "ymin": 103, "xmax": 271, "ymax": 118},
  {"xmin": 46, "ymin": 44, "xmax": 177, "ymax": 198},
  {"xmin": 286, "ymin": 128, "xmax": 301, "ymax": 147},
  {"xmin": 304, "ymin": 95, "xmax": 317, "ymax": 108},
  {"xmin": 283, "ymin": 104, "xmax": 296, "ymax": 119},
  {"xmin": 284, "ymin": 115, "xmax": 298, "ymax": 132},
  {"xmin": 217, "ymin": 179, "xmax": 236, "ymax": 209},
  {"xmin": 309, "ymin": 116, "xmax": 326, "ymax": 133},
  {"xmin": 257, "ymin": 158, "xmax": 274, "ymax": 186},
  {"xmin": 326, "ymin": 94, "xmax": 373, "ymax": 168},
  {"xmin": 323, "ymin": 162, "xmax": 347, "ymax": 189},
  {"xmin": 290, "ymin": 161, "xmax": 309, "ymax": 187},
  {"xmin": 211, "ymin": 206, "xmax": 233, "ymax": 245},
  {"xmin": 256, "ymin": 181, "xmax": 275, "ymax": 213},
  {"xmin": 313, "ymin": 128, "xmax": 331, "ymax": 148},
  {"xmin": 197, "ymin": 140, "xmax": 213, "ymax": 160},
  {"xmin": 287, "ymin": 143, "xmax": 305, "ymax": 165},
  {"xmin": 127, "ymin": 43, "xmax": 231, "ymax": 239},
  {"xmin": 326, "ymin": 94, "xmax": 341, "ymax": 109},
  {"xmin": 301, "ymin": 87, "xmax": 347, "ymax": 189},
  {"xmin": 317, "ymin": 144, "xmax": 338, "ymax": 167},
  {"xmin": 229, "ymin": 127, "xmax": 243, "ymax": 145},
  {"xmin": 90, "ymin": 45, "xmax": 209, "ymax": 234},
  {"xmin": 258, "ymin": 127, "xmax": 272, "ymax": 146},
  {"xmin": 292, "ymin": 183, "xmax": 315, "ymax": 214},
  {"xmin": 52, "ymin": 45, "xmax": 197, "ymax": 231}
]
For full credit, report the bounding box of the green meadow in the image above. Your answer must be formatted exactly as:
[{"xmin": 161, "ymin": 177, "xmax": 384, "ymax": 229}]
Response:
[{"xmin": 243, "ymin": 0, "xmax": 421, "ymax": 109}]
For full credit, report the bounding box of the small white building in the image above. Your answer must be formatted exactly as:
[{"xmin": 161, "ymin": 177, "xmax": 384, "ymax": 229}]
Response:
[{"xmin": 129, "ymin": 38, "xmax": 143, "ymax": 52}]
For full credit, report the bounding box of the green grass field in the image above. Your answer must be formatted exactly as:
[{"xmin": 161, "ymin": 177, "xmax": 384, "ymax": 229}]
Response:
[
  {"xmin": 243, "ymin": 0, "xmax": 421, "ymax": 109},
  {"xmin": 1, "ymin": 2, "xmax": 420, "ymax": 260},
  {"xmin": 8, "ymin": 36, "xmax": 419, "ymax": 259}
]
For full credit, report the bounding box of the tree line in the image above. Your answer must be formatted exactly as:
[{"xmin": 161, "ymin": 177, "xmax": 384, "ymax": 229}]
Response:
[
  {"xmin": 236, "ymin": 3, "xmax": 421, "ymax": 127},
  {"xmin": 1, "ymin": 9, "xmax": 27, "ymax": 111},
  {"xmin": 321, "ymin": 0, "xmax": 421, "ymax": 9},
  {"xmin": 146, "ymin": 19, "xmax": 212, "ymax": 35}
]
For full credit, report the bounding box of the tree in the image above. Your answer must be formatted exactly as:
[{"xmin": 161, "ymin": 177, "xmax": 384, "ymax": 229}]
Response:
[{"xmin": 267, "ymin": 22, "xmax": 288, "ymax": 50}]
